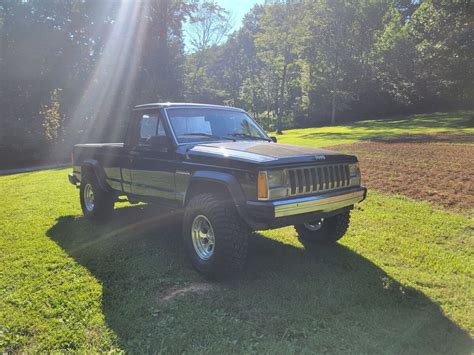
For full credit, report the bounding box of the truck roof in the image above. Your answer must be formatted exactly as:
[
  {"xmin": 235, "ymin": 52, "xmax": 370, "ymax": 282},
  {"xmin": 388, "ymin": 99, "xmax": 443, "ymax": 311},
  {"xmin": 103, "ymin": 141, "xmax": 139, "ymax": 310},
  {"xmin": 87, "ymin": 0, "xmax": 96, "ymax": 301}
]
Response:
[{"xmin": 133, "ymin": 102, "xmax": 245, "ymax": 112}]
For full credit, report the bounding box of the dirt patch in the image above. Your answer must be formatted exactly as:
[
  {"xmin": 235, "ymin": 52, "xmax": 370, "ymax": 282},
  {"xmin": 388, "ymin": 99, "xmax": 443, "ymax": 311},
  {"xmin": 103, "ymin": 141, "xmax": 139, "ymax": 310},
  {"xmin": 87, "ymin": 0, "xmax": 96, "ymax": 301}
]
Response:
[
  {"xmin": 333, "ymin": 138, "xmax": 474, "ymax": 213},
  {"xmin": 160, "ymin": 282, "xmax": 214, "ymax": 301}
]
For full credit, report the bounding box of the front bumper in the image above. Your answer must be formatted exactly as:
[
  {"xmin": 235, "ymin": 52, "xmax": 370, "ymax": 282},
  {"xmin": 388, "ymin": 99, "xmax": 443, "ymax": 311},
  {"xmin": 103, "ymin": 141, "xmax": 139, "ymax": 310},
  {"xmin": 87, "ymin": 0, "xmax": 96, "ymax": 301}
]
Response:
[
  {"xmin": 273, "ymin": 187, "xmax": 366, "ymax": 217},
  {"xmin": 244, "ymin": 186, "xmax": 366, "ymax": 230}
]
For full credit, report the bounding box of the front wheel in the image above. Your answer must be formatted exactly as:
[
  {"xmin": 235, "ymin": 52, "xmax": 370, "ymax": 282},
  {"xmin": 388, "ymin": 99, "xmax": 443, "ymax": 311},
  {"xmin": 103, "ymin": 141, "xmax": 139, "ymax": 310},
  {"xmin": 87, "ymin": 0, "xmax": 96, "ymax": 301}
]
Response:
[
  {"xmin": 294, "ymin": 210, "xmax": 351, "ymax": 247},
  {"xmin": 80, "ymin": 173, "xmax": 115, "ymax": 221},
  {"xmin": 183, "ymin": 193, "xmax": 249, "ymax": 279}
]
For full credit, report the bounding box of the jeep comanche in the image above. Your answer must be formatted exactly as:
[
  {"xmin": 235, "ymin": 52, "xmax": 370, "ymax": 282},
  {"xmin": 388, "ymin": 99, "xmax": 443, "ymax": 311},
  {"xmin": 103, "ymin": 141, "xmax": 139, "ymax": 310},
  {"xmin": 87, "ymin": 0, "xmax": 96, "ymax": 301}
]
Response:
[{"xmin": 69, "ymin": 103, "xmax": 366, "ymax": 277}]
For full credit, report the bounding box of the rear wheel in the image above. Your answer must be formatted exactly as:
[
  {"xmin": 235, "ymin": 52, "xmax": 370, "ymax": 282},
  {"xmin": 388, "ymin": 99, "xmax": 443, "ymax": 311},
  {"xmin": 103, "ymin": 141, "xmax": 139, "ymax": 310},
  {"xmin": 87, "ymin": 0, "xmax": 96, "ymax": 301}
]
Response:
[
  {"xmin": 80, "ymin": 173, "xmax": 115, "ymax": 221},
  {"xmin": 183, "ymin": 193, "xmax": 249, "ymax": 279},
  {"xmin": 295, "ymin": 210, "xmax": 351, "ymax": 247}
]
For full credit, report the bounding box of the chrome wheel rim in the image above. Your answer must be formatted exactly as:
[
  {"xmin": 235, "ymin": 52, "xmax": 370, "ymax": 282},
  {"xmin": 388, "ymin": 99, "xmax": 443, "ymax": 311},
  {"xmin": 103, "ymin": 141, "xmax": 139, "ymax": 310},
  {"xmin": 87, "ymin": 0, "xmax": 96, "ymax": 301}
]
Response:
[
  {"xmin": 84, "ymin": 183, "xmax": 95, "ymax": 212},
  {"xmin": 304, "ymin": 218, "xmax": 324, "ymax": 231},
  {"xmin": 191, "ymin": 215, "xmax": 215, "ymax": 260}
]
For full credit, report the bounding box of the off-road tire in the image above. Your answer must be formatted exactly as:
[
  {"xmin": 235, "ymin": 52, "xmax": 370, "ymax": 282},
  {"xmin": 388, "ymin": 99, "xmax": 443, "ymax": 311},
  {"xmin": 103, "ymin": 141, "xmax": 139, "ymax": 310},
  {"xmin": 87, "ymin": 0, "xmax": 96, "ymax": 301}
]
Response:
[
  {"xmin": 80, "ymin": 172, "xmax": 115, "ymax": 221},
  {"xmin": 183, "ymin": 193, "xmax": 249, "ymax": 279},
  {"xmin": 295, "ymin": 210, "xmax": 351, "ymax": 247}
]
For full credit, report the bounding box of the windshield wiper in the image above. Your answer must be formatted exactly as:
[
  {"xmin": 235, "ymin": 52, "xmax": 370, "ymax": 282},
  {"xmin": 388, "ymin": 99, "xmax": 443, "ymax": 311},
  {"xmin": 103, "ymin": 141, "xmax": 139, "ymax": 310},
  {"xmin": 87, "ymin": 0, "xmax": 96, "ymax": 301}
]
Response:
[
  {"xmin": 227, "ymin": 133, "xmax": 270, "ymax": 141},
  {"xmin": 182, "ymin": 133, "xmax": 235, "ymax": 141}
]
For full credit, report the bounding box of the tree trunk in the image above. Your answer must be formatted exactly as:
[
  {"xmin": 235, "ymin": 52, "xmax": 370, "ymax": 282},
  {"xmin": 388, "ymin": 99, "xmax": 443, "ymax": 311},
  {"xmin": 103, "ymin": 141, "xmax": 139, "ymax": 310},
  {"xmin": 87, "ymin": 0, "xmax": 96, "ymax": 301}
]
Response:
[
  {"xmin": 330, "ymin": 17, "xmax": 340, "ymax": 126},
  {"xmin": 331, "ymin": 48, "xmax": 339, "ymax": 126},
  {"xmin": 276, "ymin": 58, "xmax": 288, "ymax": 134},
  {"xmin": 267, "ymin": 109, "xmax": 270, "ymax": 130},
  {"xmin": 266, "ymin": 79, "xmax": 271, "ymax": 130},
  {"xmin": 331, "ymin": 85, "xmax": 336, "ymax": 126}
]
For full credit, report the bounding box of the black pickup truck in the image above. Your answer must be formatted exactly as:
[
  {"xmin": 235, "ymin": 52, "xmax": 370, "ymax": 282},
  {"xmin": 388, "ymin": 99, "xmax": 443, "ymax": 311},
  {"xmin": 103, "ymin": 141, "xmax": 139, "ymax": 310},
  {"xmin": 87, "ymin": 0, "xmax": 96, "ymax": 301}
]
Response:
[{"xmin": 69, "ymin": 103, "xmax": 366, "ymax": 277}]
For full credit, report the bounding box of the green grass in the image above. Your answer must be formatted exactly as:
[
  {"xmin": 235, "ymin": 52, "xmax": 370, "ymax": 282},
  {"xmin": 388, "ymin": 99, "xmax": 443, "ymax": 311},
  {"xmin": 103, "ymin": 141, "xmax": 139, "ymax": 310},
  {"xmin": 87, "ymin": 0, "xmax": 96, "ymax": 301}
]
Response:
[
  {"xmin": 1, "ymin": 168, "xmax": 473, "ymax": 352},
  {"xmin": 1, "ymin": 111, "xmax": 473, "ymax": 352},
  {"xmin": 277, "ymin": 111, "xmax": 474, "ymax": 147}
]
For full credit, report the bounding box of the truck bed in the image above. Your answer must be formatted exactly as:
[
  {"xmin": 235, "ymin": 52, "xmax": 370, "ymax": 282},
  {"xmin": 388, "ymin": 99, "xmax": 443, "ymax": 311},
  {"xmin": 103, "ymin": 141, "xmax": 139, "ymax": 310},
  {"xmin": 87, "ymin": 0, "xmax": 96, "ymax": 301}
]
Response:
[{"xmin": 72, "ymin": 143, "xmax": 126, "ymax": 193}]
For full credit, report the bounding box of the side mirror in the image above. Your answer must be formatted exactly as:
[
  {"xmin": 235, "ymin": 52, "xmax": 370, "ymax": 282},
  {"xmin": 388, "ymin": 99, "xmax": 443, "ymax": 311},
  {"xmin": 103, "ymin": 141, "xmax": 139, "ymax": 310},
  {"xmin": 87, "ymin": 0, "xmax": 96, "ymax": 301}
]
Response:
[
  {"xmin": 149, "ymin": 135, "xmax": 171, "ymax": 151},
  {"xmin": 270, "ymin": 136, "xmax": 277, "ymax": 143}
]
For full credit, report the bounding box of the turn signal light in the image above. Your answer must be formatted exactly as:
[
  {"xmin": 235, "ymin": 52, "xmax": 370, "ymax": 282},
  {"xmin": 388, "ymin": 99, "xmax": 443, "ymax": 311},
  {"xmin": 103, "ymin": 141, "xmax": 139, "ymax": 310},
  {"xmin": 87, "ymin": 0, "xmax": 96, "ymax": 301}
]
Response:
[{"xmin": 257, "ymin": 171, "xmax": 268, "ymax": 200}]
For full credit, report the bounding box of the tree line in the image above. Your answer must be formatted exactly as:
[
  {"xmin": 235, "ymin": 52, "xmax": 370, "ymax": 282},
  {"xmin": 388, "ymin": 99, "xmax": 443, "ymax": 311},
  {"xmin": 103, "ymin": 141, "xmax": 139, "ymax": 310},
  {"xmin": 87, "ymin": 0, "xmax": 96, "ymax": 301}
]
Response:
[{"xmin": 0, "ymin": 0, "xmax": 472, "ymax": 167}]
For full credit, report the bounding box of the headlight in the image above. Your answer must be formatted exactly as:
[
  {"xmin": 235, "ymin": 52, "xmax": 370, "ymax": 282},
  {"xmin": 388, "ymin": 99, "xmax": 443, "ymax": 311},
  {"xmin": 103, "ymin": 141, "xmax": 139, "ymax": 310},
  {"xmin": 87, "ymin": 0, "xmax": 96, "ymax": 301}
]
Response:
[
  {"xmin": 349, "ymin": 163, "xmax": 360, "ymax": 177},
  {"xmin": 258, "ymin": 170, "xmax": 289, "ymax": 200},
  {"xmin": 267, "ymin": 170, "xmax": 287, "ymax": 188},
  {"xmin": 349, "ymin": 163, "xmax": 361, "ymax": 186}
]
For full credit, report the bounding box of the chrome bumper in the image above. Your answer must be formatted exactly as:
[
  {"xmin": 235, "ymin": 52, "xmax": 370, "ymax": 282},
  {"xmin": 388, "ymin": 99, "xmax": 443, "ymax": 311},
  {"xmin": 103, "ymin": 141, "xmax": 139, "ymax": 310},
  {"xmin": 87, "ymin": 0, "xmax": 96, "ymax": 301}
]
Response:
[{"xmin": 273, "ymin": 187, "xmax": 366, "ymax": 218}]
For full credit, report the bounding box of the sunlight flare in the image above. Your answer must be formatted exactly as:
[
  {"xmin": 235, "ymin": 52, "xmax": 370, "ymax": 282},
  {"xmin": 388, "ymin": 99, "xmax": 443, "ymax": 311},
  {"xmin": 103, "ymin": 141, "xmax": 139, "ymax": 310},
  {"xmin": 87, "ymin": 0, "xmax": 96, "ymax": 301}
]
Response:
[{"xmin": 69, "ymin": 1, "xmax": 150, "ymax": 144}]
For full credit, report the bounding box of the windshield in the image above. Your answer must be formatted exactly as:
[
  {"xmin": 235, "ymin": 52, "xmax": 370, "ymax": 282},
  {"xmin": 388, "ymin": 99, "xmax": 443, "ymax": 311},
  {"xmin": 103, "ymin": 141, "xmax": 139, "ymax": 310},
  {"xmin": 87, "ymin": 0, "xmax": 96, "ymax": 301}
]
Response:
[{"xmin": 165, "ymin": 108, "xmax": 269, "ymax": 143}]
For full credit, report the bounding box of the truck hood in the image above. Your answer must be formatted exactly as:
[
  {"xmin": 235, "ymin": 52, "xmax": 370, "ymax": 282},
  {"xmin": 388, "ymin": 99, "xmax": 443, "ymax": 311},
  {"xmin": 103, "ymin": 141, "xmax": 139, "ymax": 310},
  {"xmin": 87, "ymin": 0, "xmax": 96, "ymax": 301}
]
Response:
[{"xmin": 184, "ymin": 141, "xmax": 356, "ymax": 166}]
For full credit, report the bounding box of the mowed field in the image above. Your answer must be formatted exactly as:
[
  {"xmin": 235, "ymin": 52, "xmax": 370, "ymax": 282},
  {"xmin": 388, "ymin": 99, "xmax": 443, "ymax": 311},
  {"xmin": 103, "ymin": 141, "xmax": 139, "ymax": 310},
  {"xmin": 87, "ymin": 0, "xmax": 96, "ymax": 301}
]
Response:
[{"xmin": 1, "ymin": 112, "xmax": 473, "ymax": 353}]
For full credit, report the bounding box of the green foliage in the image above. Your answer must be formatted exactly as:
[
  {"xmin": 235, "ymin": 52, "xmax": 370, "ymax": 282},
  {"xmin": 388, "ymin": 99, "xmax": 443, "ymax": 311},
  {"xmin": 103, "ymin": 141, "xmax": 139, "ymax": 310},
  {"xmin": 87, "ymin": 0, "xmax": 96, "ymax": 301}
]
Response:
[
  {"xmin": 0, "ymin": 0, "xmax": 190, "ymax": 166},
  {"xmin": 254, "ymin": 1, "xmax": 302, "ymax": 132},
  {"xmin": 371, "ymin": 4, "xmax": 415, "ymax": 106},
  {"xmin": 187, "ymin": 0, "xmax": 231, "ymax": 52},
  {"xmin": 184, "ymin": 0, "xmax": 232, "ymax": 101},
  {"xmin": 40, "ymin": 89, "xmax": 64, "ymax": 144},
  {"xmin": 0, "ymin": 0, "xmax": 472, "ymax": 166},
  {"xmin": 198, "ymin": 0, "xmax": 473, "ymax": 128}
]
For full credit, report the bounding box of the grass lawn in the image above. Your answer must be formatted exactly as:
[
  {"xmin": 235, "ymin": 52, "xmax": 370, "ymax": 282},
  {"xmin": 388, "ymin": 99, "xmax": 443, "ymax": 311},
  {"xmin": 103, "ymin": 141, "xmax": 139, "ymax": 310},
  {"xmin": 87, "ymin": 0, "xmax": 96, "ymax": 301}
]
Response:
[
  {"xmin": 1, "ymin": 112, "xmax": 473, "ymax": 352},
  {"xmin": 277, "ymin": 111, "xmax": 474, "ymax": 147}
]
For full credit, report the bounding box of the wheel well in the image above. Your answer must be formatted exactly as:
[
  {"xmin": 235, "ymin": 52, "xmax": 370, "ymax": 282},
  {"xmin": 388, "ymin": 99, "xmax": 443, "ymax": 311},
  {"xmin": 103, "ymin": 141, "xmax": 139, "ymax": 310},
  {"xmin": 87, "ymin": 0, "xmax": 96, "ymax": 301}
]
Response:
[
  {"xmin": 184, "ymin": 180, "xmax": 234, "ymax": 206},
  {"xmin": 81, "ymin": 165, "xmax": 94, "ymax": 177},
  {"xmin": 81, "ymin": 164, "xmax": 108, "ymax": 191}
]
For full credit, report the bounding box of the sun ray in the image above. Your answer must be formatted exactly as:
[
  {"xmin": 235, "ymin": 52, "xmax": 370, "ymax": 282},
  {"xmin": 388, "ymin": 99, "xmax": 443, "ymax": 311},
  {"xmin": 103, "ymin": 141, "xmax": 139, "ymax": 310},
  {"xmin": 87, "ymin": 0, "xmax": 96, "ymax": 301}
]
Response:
[{"xmin": 67, "ymin": 0, "xmax": 151, "ymax": 145}]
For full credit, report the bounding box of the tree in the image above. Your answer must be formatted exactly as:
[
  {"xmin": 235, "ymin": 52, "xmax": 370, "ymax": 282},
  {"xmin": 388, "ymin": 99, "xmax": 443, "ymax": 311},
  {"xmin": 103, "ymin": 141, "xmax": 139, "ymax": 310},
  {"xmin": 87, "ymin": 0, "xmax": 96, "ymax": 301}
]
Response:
[
  {"xmin": 1, "ymin": 0, "xmax": 473, "ymax": 168},
  {"xmin": 255, "ymin": 1, "xmax": 301, "ymax": 133},
  {"xmin": 187, "ymin": 0, "xmax": 232, "ymax": 53},
  {"xmin": 299, "ymin": 0, "xmax": 365, "ymax": 125},
  {"xmin": 406, "ymin": 0, "xmax": 474, "ymax": 110},
  {"xmin": 0, "ymin": 0, "xmax": 191, "ymax": 166},
  {"xmin": 0, "ymin": 0, "xmax": 117, "ymax": 165},
  {"xmin": 185, "ymin": 0, "xmax": 232, "ymax": 100},
  {"xmin": 371, "ymin": 4, "xmax": 417, "ymax": 112},
  {"xmin": 41, "ymin": 89, "xmax": 64, "ymax": 145}
]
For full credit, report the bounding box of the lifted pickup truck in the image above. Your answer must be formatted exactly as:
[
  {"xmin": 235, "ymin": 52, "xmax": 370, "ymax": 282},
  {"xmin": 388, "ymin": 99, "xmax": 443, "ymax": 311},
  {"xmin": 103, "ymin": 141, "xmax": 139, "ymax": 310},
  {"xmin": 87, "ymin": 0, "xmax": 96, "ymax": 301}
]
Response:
[{"xmin": 69, "ymin": 103, "xmax": 366, "ymax": 277}]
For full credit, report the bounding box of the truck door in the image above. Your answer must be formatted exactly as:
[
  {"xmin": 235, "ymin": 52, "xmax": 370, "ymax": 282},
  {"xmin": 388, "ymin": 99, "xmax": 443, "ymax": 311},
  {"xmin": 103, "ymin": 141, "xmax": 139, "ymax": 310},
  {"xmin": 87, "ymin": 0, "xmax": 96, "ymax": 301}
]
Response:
[{"xmin": 128, "ymin": 111, "xmax": 176, "ymax": 204}]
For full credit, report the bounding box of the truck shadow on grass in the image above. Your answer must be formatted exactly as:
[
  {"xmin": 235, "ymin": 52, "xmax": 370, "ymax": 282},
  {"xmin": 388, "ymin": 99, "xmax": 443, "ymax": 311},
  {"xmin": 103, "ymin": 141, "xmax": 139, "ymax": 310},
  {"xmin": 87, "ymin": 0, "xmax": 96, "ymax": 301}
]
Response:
[{"xmin": 48, "ymin": 204, "xmax": 472, "ymax": 353}]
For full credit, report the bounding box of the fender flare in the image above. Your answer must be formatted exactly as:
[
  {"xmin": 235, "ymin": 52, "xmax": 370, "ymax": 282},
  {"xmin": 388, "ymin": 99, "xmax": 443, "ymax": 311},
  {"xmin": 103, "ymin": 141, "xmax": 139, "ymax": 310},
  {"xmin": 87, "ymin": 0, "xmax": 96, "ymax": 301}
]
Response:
[
  {"xmin": 184, "ymin": 171, "xmax": 251, "ymax": 224},
  {"xmin": 81, "ymin": 159, "xmax": 111, "ymax": 192}
]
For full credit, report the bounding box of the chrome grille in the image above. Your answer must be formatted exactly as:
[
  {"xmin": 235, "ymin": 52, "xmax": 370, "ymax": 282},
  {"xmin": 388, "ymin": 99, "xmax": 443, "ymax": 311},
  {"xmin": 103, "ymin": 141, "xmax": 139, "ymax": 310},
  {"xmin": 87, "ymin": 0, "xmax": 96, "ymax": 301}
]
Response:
[{"xmin": 287, "ymin": 164, "xmax": 351, "ymax": 196}]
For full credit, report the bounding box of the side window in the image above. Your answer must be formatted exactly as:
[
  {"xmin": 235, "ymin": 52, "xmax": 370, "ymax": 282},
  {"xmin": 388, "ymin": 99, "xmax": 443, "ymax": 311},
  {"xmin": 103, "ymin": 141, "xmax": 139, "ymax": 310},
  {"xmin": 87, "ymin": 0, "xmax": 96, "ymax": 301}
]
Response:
[
  {"xmin": 138, "ymin": 113, "xmax": 167, "ymax": 145},
  {"xmin": 139, "ymin": 114, "xmax": 158, "ymax": 144}
]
